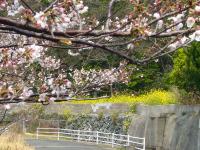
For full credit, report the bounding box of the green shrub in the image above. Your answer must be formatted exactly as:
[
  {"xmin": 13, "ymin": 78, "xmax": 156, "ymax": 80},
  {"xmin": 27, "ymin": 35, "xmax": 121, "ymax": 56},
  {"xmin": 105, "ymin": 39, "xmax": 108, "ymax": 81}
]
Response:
[
  {"xmin": 97, "ymin": 112, "xmax": 104, "ymax": 121},
  {"xmin": 62, "ymin": 109, "xmax": 72, "ymax": 121},
  {"xmin": 123, "ymin": 118, "xmax": 132, "ymax": 133},
  {"xmin": 130, "ymin": 104, "xmax": 137, "ymax": 113},
  {"xmin": 168, "ymin": 42, "xmax": 200, "ymax": 91},
  {"xmin": 111, "ymin": 112, "xmax": 119, "ymax": 125}
]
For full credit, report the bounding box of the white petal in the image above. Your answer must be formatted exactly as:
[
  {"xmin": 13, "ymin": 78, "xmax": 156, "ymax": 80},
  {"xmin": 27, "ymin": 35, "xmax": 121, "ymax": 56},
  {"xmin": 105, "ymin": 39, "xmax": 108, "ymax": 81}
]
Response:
[
  {"xmin": 180, "ymin": 36, "xmax": 188, "ymax": 44},
  {"xmin": 127, "ymin": 43, "xmax": 134, "ymax": 50},
  {"xmin": 189, "ymin": 33, "xmax": 196, "ymax": 41},
  {"xmin": 176, "ymin": 23, "xmax": 183, "ymax": 30},
  {"xmin": 4, "ymin": 104, "xmax": 11, "ymax": 110},
  {"xmin": 195, "ymin": 36, "xmax": 200, "ymax": 41},
  {"xmin": 153, "ymin": 13, "xmax": 160, "ymax": 19},
  {"xmin": 157, "ymin": 20, "xmax": 163, "ymax": 29},
  {"xmin": 195, "ymin": 5, "xmax": 200, "ymax": 13},
  {"xmin": 195, "ymin": 30, "xmax": 200, "ymax": 41}
]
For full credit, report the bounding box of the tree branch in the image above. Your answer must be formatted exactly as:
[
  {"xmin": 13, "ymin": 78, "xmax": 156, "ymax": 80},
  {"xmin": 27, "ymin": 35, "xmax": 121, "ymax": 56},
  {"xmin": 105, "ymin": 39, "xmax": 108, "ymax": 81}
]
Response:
[
  {"xmin": 0, "ymin": 26, "xmax": 140, "ymax": 64},
  {"xmin": 0, "ymin": 17, "xmax": 131, "ymax": 37},
  {"xmin": 44, "ymin": 0, "xmax": 58, "ymax": 13},
  {"xmin": 106, "ymin": 0, "xmax": 116, "ymax": 30},
  {"xmin": 20, "ymin": 0, "xmax": 36, "ymax": 14}
]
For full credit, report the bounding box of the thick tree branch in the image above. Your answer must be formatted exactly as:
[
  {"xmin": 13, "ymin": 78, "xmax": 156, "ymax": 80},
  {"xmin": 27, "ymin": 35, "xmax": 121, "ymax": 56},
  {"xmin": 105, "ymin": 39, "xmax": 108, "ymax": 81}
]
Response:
[
  {"xmin": 150, "ymin": 28, "xmax": 196, "ymax": 38},
  {"xmin": 0, "ymin": 17, "xmax": 131, "ymax": 37},
  {"xmin": 0, "ymin": 26, "xmax": 140, "ymax": 64},
  {"xmin": 0, "ymin": 43, "xmax": 90, "ymax": 50}
]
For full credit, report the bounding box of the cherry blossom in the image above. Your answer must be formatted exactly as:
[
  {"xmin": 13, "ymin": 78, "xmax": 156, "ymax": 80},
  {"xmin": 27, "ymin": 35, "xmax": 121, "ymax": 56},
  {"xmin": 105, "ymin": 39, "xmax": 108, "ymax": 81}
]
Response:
[
  {"xmin": 4, "ymin": 104, "xmax": 11, "ymax": 110},
  {"xmin": 195, "ymin": 5, "xmax": 200, "ymax": 13},
  {"xmin": 38, "ymin": 93, "xmax": 47, "ymax": 102},
  {"xmin": 7, "ymin": 0, "xmax": 24, "ymax": 16},
  {"xmin": 180, "ymin": 36, "xmax": 189, "ymax": 45},
  {"xmin": 176, "ymin": 23, "xmax": 183, "ymax": 30},
  {"xmin": 127, "ymin": 43, "xmax": 134, "ymax": 50},
  {"xmin": 68, "ymin": 50, "xmax": 80, "ymax": 56},
  {"xmin": 105, "ymin": 36, "xmax": 113, "ymax": 41},
  {"xmin": 153, "ymin": 13, "xmax": 160, "ymax": 19},
  {"xmin": 73, "ymin": 61, "xmax": 129, "ymax": 90},
  {"xmin": 30, "ymin": 44, "xmax": 44, "ymax": 61},
  {"xmin": 186, "ymin": 17, "xmax": 195, "ymax": 28},
  {"xmin": 34, "ymin": 12, "xmax": 48, "ymax": 29},
  {"xmin": 21, "ymin": 87, "xmax": 34, "ymax": 99},
  {"xmin": 0, "ymin": 0, "xmax": 7, "ymax": 10},
  {"xmin": 156, "ymin": 20, "xmax": 163, "ymax": 29},
  {"xmin": 39, "ymin": 56, "xmax": 60, "ymax": 70},
  {"xmin": 189, "ymin": 30, "xmax": 200, "ymax": 41}
]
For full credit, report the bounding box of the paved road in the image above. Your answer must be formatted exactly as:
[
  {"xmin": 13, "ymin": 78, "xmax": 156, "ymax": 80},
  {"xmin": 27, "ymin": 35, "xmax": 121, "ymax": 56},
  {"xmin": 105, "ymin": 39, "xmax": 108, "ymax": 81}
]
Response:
[{"xmin": 26, "ymin": 139, "xmax": 114, "ymax": 150}]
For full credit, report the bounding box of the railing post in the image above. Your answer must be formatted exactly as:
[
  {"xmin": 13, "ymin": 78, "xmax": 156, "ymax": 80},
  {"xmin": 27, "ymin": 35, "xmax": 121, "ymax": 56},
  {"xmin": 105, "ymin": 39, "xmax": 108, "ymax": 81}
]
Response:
[
  {"xmin": 143, "ymin": 137, "xmax": 146, "ymax": 150},
  {"xmin": 127, "ymin": 135, "xmax": 130, "ymax": 146},
  {"xmin": 57, "ymin": 128, "xmax": 60, "ymax": 140},
  {"xmin": 112, "ymin": 133, "xmax": 114, "ymax": 148},
  {"xmin": 36, "ymin": 128, "xmax": 39, "ymax": 139},
  {"xmin": 77, "ymin": 130, "xmax": 80, "ymax": 142},
  {"xmin": 96, "ymin": 131, "xmax": 99, "ymax": 144},
  {"xmin": 88, "ymin": 130, "xmax": 91, "ymax": 141}
]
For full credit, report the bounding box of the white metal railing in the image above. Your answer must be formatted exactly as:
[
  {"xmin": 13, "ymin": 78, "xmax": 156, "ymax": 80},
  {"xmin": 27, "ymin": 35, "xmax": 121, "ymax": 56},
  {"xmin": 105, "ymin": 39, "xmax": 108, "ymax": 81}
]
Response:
[{"xmin": 36, "ymin": 128, "xmax": 145, "ymax": 150}]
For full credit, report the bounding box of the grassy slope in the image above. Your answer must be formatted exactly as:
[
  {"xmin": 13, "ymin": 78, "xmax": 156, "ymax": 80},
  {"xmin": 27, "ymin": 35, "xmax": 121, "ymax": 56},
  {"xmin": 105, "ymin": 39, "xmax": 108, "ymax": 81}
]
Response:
[{"xmin": 0, "ymin": 133, "xmax": 34, "ymax": 150}]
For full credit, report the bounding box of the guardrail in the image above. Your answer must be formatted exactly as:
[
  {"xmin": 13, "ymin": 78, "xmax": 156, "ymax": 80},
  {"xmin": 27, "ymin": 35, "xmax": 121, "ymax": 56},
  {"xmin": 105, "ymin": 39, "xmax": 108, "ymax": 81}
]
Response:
[{"xmin": 36, "ymin": 128, "xmax": 145, "ymax": 150}]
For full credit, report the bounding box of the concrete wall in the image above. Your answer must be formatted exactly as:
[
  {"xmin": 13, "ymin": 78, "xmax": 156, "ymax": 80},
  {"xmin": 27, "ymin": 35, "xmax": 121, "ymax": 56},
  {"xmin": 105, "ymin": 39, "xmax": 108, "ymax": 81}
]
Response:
[
  {"xmin": 128, "ymin": 105, "xmax": 200, "ymax": 150},
  {"xmin": 44, "ymin": 103, "xmax": 130, "ymax": 115}
]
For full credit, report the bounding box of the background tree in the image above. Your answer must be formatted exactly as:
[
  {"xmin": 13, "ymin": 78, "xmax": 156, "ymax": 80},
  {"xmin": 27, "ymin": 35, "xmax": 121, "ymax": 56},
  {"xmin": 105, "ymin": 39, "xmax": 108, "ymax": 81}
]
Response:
[{"xmin": 168, "ymin": 42, "xmax": 200, "ymax": 91}]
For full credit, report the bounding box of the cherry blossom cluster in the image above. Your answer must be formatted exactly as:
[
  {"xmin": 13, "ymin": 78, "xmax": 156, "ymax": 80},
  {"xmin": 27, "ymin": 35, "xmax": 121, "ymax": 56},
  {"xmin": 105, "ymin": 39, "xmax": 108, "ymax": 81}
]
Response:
[
  {"xmin": 0, "ymin": 0, "xmax": 7, "ymax": 10},
  {"xmin": 39, "ymin": 56, "xmax": 60, "ymax": 70},
  {"xmin": 152, "ymin": 5, "xmax": 200, "ymax": 50},
  {"xmin": 89, "ymin": 1, "xmax": 200, "ymax": 54},
  {"xmin": 33, "ymin": 1, "xmax": 88, "ymax": 31},
  {"xmin": 133, "ymin": 0, "xmax": 200, "ymax": 48},
  {"xmin": 103, "ymin": 16, "xmax": 132, "ymax": 32},
  {"xmin": 0, "ymin": 43, "xmax": 61, "ymax": 105},
  {"xmin": 73, "ymin": 61, "xmax": 129, "ymax": 90},
  {"xmin": 0, "ymin": 44, "xmax": 45, "ymax": 66},
  {"xmin": 37, "ymin": 74, "xmax": 72, "ymax": 102},
  {"xmin": 1, "ymin": 0, "xmax": 200, "ymax": 109},
  {"xmin": 7, "ymin": 0, "xmax": 24, "ymax": 16},
  {"xmin": 5, "ymin": 0, "xmax": 88, "ymax": 32},
  {"xmin": 0, "ymin": 42, "xmax": 129, "ymax": 108}
]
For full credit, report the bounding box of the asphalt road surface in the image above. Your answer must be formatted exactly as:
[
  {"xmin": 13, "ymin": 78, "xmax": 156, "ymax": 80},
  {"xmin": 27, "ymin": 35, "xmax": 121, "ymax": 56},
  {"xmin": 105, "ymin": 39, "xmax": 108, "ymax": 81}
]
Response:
[{"xmin": 26, "ymin": 139, "xmax": 115, "ymax": 150}]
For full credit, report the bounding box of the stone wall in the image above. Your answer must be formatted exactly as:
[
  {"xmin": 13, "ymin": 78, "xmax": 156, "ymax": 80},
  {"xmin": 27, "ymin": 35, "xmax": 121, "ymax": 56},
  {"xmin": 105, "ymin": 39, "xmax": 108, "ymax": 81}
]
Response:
[
  {"xmin": 22, "ymin": 103, "xmax": 131, "ymax": 134},
  {"xmin": 128, "ymin": 104, "xmax": 200, "ymax": 150}
]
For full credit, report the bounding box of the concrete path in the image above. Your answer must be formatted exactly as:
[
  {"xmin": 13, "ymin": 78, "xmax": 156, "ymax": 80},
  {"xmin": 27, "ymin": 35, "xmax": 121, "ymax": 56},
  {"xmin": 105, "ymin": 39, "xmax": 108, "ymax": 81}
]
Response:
[{"xmin": 26, "ymin": 139, "xmax": 115, "ymax": 150}]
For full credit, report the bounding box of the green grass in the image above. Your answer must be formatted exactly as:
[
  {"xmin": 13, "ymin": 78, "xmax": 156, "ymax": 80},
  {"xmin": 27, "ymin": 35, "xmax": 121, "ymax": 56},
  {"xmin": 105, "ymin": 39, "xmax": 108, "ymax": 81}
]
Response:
[{"xmin": 72, "ymin": 90, "xmax": 178, "ymax": 105}]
